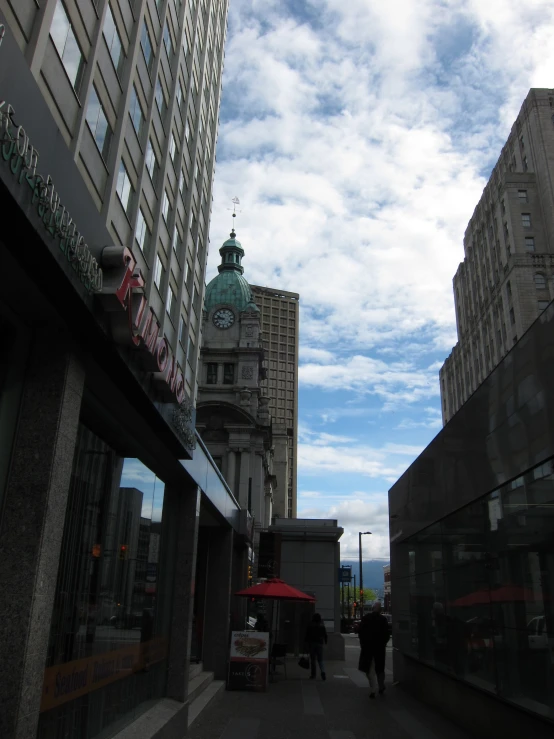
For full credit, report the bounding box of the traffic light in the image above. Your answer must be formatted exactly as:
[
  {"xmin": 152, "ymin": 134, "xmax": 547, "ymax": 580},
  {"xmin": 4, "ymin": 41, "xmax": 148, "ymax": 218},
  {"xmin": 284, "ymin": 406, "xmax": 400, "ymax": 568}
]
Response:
[
  {"xmin": 248, "ymin": 564, "xmax": 253, "ymax": 581},
  {"xmin": 119, "ymin": 544, "xmax": 128, "ymax": 560},
  {"xmin": 360, "ymin": 590, "xmax": 363, "ymax": 597},
  {"xmin": 353, "ymin": 601, "xmax": 357, "ymax": 608}
]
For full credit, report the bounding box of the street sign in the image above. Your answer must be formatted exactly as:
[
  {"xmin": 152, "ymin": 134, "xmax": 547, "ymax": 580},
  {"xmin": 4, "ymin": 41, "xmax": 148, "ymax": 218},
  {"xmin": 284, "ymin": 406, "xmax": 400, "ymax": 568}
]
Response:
[{"xmin": 339, "ymin": 566, "xmax": 352, "ymax": 583}]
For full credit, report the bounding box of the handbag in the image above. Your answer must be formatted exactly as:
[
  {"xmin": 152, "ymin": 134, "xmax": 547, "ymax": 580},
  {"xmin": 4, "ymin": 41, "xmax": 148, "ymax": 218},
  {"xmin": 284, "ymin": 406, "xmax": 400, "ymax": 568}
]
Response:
[{"xmin": 298, "ymin": 655, "xmax": 310, "ymax": 669}]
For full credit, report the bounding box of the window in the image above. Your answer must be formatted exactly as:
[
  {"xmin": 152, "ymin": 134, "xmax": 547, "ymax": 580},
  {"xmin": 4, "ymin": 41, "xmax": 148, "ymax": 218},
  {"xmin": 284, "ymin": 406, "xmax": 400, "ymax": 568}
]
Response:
[
  {"xmin": 507, "ymin": 280, "xmax": 512, "ymax": 298},
  {"xmin": 141, "ymin": 21, "xmax": 153, "ymax": 70},
  {"xmin": 206, "ymin": 362, "xmax": 217, "ymax": 384},
  {"xmin": 182, "ymin": 27, "xmax": 189, "ymax": 58},
  {"xmin": 154, "ymin": 254, "xmax": 163, "ymax": 290},
  {"xmin": 525, "ymin": 237, "xmax": 535, "ymax": 252},
  {"xmin": 523, "ymin": 155, "xmax": 528, "ymax": 172},
  {"xmin": 162, "ymin": 190, "xmax": 170, "ymax": 222},
  {"xmin": 145, "ymin": 139, "xmax": 158, "ymax": 182},
  {"xmin": 509, "ymin": 307, "xmax": 515, "ymax": 325},
  {"xmin": 501, "ymin": 199, "xmax": 505, "ymax": 214},
  {"xmin": 185, "ymin": 119, "xmax": 190, "ymax": 142},
  {"xmin": 85, "ymin": 86, "xmax": 112, "ymax": 160},
  {"xmin": 50, "ymin": 1, "xmax": 85, "ymax": 91},
  {"xmin": 135, "ymin": 208, "xmax": 149, "ymax": 253},
  {"xmin": 518, "ymin": 190, "xmax": 528, "ymax": 202},
  {"xmin": 166, "ymin": 286, "xmax": 176, "ymax": 318},
  {"xmin": 534, "ymin": 273, "xmax": 546, "ymax": 289},
  {"xmin": 155, "ymin": 78, "xmax": 167, "ymax": 118},
  {"xmin": 129, "ymin": 86, "xmax": 144, "ymax": 137},
  {"xmin": 179, "ymin": 171, "xmax": 184, "ymax": 194},
  {"xmin": 538, "ymin": 300, "xmax": 550, "ymax": 311},
  {"xmin": 522, "ymin": 213, "xmax": 531, "ymax": 228},
  {"xmin": 116, "ymin": 161, "xmax": 133, "ymax": 215},
  {"xmin": 187, "ymin": 335, "xmax": 195, "ymax": 361},
  {"xmin": 179, "ymin": 314, "xmax": 186, "ymax": 345},
  {"xmin": 170, "ymin": 132, "xmax": 177, "ymax": 164},
  {"xmin": 177, "ymin": 80, "xmax": 183, "ymax": 108},
  {"xmin": 172, "ymin": 226, "xmax": 179, "ymax": 252},
  {"xmin": 103, "ymin": 4, "xmax": 124, "ymax": 75},
  {"xmin": 223, "ymin": 363, "xmax": 234, "ymax": 384},
  {"xmin": 163, "ymin": 21, "xmax": 173, "ymax": 59},
  {"xmin": 38, "ymin": 427, "xmax": 173, "ymax": 739}
]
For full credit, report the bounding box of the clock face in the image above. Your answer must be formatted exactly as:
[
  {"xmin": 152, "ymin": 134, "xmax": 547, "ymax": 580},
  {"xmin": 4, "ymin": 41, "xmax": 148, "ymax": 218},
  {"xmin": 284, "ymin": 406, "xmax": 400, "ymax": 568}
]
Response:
[{"xmin": 213, "ymin": 308, "xmax": 235, "ymax": 329}]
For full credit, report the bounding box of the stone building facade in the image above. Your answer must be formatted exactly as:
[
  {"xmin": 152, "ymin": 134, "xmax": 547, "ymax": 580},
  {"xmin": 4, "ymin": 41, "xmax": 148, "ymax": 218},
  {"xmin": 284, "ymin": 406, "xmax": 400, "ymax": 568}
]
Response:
[
  {"xmin": 197, "ymin": 231, "xmax": 275, "ymax": 541},
  {"xmin": 440, "ymin": 88, "xmax": 554, "ymax": 423}
]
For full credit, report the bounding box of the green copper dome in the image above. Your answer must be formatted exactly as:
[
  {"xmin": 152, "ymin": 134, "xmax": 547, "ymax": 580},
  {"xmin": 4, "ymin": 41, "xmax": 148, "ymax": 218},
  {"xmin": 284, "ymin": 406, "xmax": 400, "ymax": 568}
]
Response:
[{"xmin": 204, "ymin": 230, "xmax": 260, "ymax": 313}]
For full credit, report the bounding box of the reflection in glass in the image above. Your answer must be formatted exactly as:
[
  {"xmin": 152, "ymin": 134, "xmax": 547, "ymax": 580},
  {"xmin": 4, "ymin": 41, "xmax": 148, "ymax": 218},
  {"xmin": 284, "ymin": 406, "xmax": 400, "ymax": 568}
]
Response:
[
  {"xmin": 397, "ymin": 457, "xmax": 554, "ymax": 719},
  {"xmin": 39, "ymin": 424, "xmax": 173, "ymax": 739}
]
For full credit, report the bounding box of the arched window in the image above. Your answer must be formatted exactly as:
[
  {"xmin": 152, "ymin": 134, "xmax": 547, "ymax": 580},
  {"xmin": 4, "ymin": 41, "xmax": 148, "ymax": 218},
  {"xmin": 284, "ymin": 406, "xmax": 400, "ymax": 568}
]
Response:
[{"xmin": 534, "ymin": 273, "xmax": 546, "ymax": 289}]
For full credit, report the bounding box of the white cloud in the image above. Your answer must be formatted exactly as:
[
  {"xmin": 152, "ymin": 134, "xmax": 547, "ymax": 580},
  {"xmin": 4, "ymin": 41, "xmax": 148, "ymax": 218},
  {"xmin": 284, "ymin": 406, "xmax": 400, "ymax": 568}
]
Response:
[
  {"xmin": 298, "ymin": 439, "xmax": 423, "ymax": 481},
  {"xmin": 297, "ymin": 496, "xmax": 391, "ymax": 560},
  {"xmin": 300, "ymin": 354, "xmax": 440, "ymax": 406},
  {"xmin": 208, "ymin": 0, "xmax": 554, "ymax": 554}
]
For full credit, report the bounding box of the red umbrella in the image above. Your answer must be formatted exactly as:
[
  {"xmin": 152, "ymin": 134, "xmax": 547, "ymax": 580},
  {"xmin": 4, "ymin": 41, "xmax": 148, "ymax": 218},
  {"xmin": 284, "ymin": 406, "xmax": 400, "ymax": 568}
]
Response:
[
  {"xmin": 235, "ymin": 577, "xmax": 315, "ymax": 602},
  {"xmin": 451, "ymin": 585, "xmax": 542, "ymax": 608}
]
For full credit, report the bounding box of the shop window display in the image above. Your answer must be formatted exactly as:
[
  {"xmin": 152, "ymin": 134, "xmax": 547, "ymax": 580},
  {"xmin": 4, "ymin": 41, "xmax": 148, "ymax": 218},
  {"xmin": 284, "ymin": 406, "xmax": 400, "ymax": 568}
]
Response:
[
  {"xmin": 396, "ymin": 458, "xmax": 554, "ymax": 720},
  {"xmin": 38, "ymin": 424, "xmax": 174, "ymax": 739}
]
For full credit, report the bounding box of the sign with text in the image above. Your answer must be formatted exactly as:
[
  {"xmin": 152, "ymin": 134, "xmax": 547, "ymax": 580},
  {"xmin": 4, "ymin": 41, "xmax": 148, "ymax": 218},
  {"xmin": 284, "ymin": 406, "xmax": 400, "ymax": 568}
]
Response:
[
  {"xmin": 339, "ymin": 566, "xmax": 352, "ymax": 583},
  {"xmin": 227, "ymin": 631, "xmax": 269, "ymax": 692}
]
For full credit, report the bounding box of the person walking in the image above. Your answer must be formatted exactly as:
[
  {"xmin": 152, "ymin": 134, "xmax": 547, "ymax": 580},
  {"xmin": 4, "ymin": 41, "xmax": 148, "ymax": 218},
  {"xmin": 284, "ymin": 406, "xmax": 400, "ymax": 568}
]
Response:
[
  {"xmin": 305, "ymin": 613, "xmax": 327, "ymax": 681},
  {"xmin": 358, "ymin": 601, "xmax": 390, "ymax": 698}
]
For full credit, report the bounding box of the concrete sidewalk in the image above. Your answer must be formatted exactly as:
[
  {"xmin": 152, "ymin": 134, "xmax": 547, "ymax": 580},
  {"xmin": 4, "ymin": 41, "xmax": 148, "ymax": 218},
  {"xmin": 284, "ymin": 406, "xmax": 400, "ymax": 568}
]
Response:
[{"xmin": 186, "ymin": 635, "xmax": 477, "ymax": 739}]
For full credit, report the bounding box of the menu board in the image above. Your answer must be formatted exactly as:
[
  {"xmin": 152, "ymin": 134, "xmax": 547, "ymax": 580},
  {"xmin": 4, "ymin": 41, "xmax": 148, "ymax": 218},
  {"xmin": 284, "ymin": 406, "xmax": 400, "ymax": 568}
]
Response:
[{"xmin": 227, "ymin": 631, "xmax": 269, "ymax": 691}]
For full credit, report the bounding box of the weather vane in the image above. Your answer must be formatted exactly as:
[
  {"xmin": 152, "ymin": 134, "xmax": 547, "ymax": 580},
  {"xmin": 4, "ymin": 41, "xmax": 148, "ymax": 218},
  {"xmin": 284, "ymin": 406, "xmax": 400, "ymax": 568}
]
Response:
[{"xmin": 229, "ymin": 196, "xmax": 241, "ymax": 234}]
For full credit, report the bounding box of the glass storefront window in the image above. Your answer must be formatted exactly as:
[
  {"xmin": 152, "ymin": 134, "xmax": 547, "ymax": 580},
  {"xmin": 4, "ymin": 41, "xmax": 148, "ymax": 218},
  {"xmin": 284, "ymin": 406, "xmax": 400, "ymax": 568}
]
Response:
[
  {"xmin": 396, "ymin": 457, "xmax": 554, "ymax": 721},
  {"xmin": 39, "ymin": 424, "xmax": 175, "ymax": 739}
]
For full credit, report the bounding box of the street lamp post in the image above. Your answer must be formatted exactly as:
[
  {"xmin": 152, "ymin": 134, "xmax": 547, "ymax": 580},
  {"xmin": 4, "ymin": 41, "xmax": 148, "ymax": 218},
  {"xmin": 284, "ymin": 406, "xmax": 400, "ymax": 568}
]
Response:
[{"xmin": 358, "ymin": 531, "xmax": 372, "ymax": 616}]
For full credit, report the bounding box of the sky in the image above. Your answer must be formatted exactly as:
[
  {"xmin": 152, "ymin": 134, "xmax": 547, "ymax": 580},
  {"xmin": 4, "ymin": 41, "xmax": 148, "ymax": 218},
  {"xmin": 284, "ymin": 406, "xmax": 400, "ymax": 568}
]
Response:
[{"xmin": 206, "ymin": 0, "xmax": 554, "ymax": 561}]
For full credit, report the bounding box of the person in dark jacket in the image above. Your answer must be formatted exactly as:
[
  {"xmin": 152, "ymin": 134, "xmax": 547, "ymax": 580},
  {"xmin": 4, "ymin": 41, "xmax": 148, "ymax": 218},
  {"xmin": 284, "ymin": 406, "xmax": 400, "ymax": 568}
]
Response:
[
  {"xmin": 358, "ymin": 602, "xmax": 390, "ymax": 698},
  {"xmin": 305, "ymin": 613, "xmax": 327, "ymax": 680}
]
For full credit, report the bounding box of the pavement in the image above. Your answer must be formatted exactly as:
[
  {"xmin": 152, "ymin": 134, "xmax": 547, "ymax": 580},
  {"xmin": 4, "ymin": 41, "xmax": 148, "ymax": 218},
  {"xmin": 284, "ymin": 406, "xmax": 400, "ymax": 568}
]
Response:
[{"xmin": 186, "ymin": 634, "xmax": 478, "ymax": 739}]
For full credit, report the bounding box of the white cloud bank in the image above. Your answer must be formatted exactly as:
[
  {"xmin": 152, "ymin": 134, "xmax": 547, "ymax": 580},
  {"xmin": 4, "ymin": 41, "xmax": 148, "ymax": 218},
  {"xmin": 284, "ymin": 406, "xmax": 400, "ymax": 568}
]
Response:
[{"xmin": 207, "ymin": 0, "xmax": 554, "ymax": 551}]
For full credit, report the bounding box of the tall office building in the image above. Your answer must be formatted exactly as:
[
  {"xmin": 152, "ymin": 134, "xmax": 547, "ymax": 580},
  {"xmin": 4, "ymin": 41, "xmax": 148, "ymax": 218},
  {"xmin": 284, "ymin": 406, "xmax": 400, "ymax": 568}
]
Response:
[
  {"xmin": 2, "ymin": 0, "xmax": 227, "ymax": 401},
  {"xmin": 0, "ymin": 4, "xmax": 257, "ymax": 739},
  {"xmin": 251, "ymin": 285, "xmax": 299, "ymax": 518},
  {"xmin": 440, "ymin": 89, "xmax": 554, "ymax": 424}
]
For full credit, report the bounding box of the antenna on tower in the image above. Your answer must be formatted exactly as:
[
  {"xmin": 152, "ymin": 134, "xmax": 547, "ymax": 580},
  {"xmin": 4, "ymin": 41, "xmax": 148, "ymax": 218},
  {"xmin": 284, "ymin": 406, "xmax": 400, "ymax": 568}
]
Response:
[{"xmin": 230, "ymin": 196, "xmax": 240, "ymax": 236}]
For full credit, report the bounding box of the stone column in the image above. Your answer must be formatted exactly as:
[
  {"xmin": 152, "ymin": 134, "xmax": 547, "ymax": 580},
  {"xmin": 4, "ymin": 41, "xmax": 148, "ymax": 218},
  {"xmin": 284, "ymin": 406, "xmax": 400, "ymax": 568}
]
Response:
[
  {"xmin": 165, "ymin": 483, "xmax": 201, "ymax": 703},
  {"xmin": 202, "ymin": 527, "xmax": 233, "ymax": 679},
  {"xmin": 0, "ymin": 333, "xmax": 84, "ymax": 739},
  {"xmin": 230, "ymin": 539, "xmax": 248, "ymax": 631},
  {"xmin": 238, "ymin": 448, "xmax": 251, "ymax": 509},
  {"xmin": 226, "ymin": 449, "xmax": 236, "ymax": 495}
]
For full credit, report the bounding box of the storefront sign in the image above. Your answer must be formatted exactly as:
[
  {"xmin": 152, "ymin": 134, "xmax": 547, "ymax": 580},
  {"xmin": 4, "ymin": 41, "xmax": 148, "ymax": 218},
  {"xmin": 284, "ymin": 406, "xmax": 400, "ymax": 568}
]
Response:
[
  {"xmin": 0, "ymin": 97, "xmax": 102, "ymax": 293},
  {"xmin": 100, "ymin": 246, "xmax": 186, "ymax": 404},
  {"xmin": 40, "ymin": 637, "xmax": 167, "ymax": 712},
  {"xmin": 227, "ymin": 631, "xmax": 269, "ymax": 692}
]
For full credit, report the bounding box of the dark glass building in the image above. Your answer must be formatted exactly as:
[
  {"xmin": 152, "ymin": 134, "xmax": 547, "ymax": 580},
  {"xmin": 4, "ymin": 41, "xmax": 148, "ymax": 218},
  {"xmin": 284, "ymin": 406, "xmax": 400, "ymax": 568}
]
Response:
[{"xmin": 389, "ymin": 301, "xmax": 554, "ymax": 738}]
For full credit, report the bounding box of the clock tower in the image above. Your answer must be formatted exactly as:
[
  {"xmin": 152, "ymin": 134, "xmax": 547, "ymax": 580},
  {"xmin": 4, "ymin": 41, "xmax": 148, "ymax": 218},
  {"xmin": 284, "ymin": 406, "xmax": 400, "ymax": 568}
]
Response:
[{"xmin": 196, "ymin": 230, "xmax": 274, "ymax": 534}]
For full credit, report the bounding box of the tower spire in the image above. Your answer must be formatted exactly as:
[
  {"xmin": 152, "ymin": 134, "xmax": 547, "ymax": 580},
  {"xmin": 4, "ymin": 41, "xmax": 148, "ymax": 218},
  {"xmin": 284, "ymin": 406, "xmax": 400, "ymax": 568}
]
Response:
[{"xmin": 231, "ymin": 196, "xmax": 240, "ymax": 238}]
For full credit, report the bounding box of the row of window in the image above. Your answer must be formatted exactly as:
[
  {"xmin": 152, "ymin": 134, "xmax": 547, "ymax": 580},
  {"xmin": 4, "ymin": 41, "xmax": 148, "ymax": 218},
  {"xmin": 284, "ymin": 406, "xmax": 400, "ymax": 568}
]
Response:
[{"xmin": 206, "ymin": 362, "xmax": 235, "ymax": 385}]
